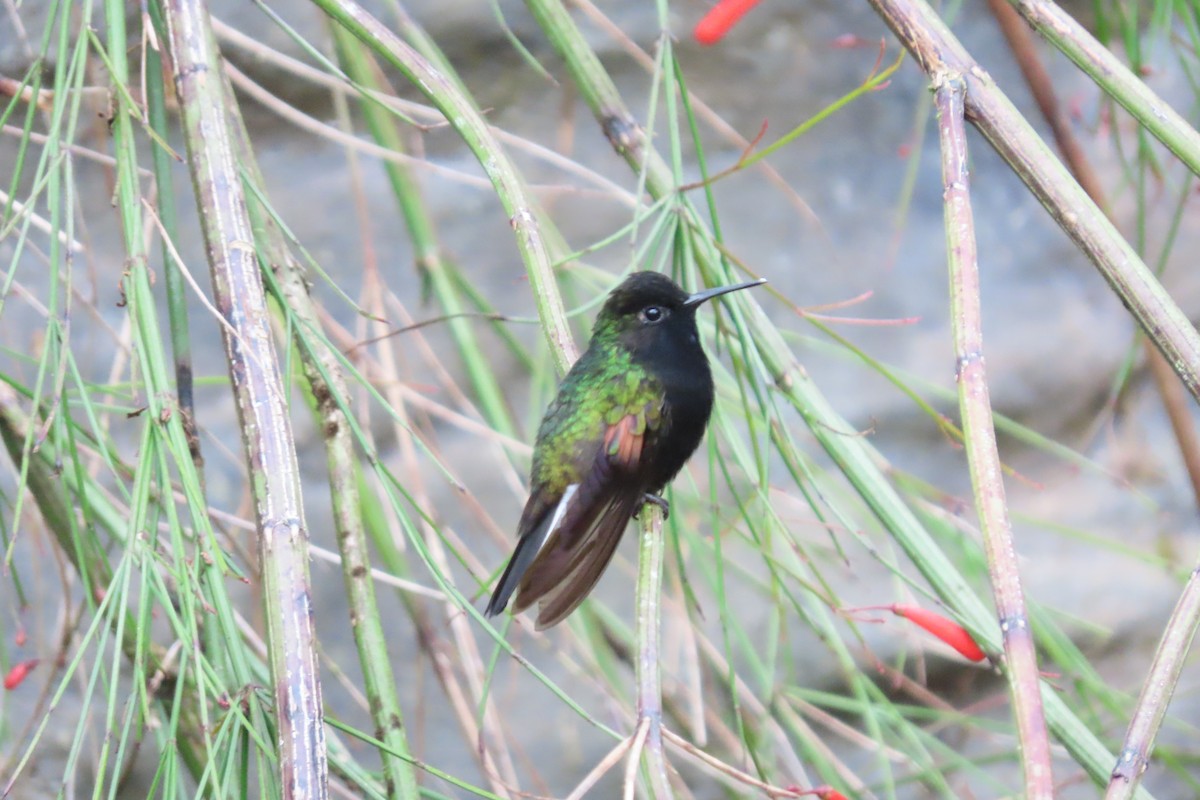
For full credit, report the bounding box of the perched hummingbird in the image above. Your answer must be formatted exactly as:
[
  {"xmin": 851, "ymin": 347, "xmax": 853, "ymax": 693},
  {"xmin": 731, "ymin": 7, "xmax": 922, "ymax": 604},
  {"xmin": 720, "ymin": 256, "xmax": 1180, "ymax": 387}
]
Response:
[{"xmin": 485, "ymin": 271, "xmax": 765, "ymax": 629}]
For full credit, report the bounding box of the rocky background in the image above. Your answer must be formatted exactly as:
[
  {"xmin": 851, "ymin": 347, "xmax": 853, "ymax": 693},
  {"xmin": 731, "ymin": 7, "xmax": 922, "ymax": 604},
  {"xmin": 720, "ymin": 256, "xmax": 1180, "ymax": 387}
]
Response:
[{"xmin": 2, "ymin": 0, "xmax": 1199, "ymax": 797}]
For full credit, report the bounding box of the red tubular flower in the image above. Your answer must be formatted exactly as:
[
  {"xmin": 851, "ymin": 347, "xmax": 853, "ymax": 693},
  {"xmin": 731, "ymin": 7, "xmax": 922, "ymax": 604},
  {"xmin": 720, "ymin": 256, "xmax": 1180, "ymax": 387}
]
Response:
[
  {"xmin": 694, "ymin": 0, "xmax": 764, "ymax": 46},
  {"xmin": 4, "ymin": 659, "xmax": 39, "ymax": 690},
  {"xmin": 785, "ymin": 785, "xmax": 848, "ymax": 800},
  {"xmin": 890, "ymin": 604, "xmax": 987, "ymax": 662}
]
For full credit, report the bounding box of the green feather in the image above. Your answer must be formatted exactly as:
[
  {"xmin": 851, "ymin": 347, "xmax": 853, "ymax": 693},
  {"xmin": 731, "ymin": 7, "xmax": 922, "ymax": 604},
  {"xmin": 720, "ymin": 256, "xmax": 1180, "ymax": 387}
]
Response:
[{"xmin": 530, "ymin": 342, "xmax": 662, "ymax": 493}]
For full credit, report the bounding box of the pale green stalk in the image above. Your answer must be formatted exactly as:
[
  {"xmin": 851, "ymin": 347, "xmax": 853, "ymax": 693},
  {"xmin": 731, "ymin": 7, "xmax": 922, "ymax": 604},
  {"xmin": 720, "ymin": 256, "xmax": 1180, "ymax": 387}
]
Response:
[
  {"xmin": 312, "ymin": 0, "xmax": 578, "ymax": 373},
  {"xmin": 634, "ymin": 509, "xmax": 672, "ymax": 799},
  {"xmin": 1006, "ymin": 0, "xmax": 1200, "ymax": 179},
  {"xmin": 163, "ymin": 0, "xmax": 327, "ymax": 794},
  {"xmin": 331, "ymin": 26, "xmax": 517, "ymax": 439},
  {"xmin": 935, "ymin": 72, "xmax": 1052, "ymax": 798},
  {"xmin": 239, "ymin": 96, "xmax": 423, "ymax": 800}
]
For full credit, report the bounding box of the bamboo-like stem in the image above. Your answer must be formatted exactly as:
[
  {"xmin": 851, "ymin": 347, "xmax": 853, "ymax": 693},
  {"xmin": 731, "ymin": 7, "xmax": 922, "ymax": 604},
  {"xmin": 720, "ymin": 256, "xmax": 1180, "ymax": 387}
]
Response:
[
  {"xmin": 163, "ymin": 2, "xmax": 327, "ymax": 796},
  {"xmin": 310, "ymin": 0, "xmax": 578, "ymax": 373},
  {"xmin": 986, "ymin": 9, "xmax": 1200, "ymax": 792},
  {"xmin": 1106, "ymin": 574, "xmax": 1200, "ymax": 798},
  {"xmin": 934, "ymin": 73, "xmax": 1053, "ymax": 798},
  {"xmin": 865, "ymin": 7, "xmax": 1175, "ymax": 794},
  {"xmin": 633, "ymin": 507, "xmax": 673, "ymax": 799},
  {"xmin": 276, "ymin": 22, "xmax": 528, "ymax": 782},
  {"xmin": 144, "ymin": 4, "xmax": 204, "ymax": 475},
  {"xmin": 1005, "ymin": 0, "xmax": 1200, "ymax": 178},
  {"xmin": 230, "ymin": 81, "xmax": 422, "ymax": 800},
  {"xmin": 987, "ymin": 0, "xmax": 1200, "ymax": 511},
  {"xmin": 275, "ymin": 255, "xmax": 421, "ymax": 800},
  {"xmin": 865, "ymin": 0, "xmax": 1200, "ymax": 404}
]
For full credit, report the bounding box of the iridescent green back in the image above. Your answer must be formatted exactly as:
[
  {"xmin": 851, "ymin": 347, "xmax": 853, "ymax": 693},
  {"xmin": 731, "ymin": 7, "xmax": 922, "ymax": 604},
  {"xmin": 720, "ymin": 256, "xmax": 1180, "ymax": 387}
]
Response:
[{"xmin": 530, "ymin": 333, "xmax": 663, "ymax": 494}]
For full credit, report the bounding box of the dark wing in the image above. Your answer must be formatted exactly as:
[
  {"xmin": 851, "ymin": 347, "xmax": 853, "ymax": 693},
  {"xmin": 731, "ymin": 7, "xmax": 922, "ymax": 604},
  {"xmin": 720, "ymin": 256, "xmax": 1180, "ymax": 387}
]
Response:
[
  {"xmin": 523, "ymin": 491, "xmax": 642, "ymax": 629},
  {"xmin": 484, "ymin": 490, "xmax": 559, "ymax": 618},
  {"xmin": 508, "ymin": 412, "xmax": 650, "ymax": 629}
]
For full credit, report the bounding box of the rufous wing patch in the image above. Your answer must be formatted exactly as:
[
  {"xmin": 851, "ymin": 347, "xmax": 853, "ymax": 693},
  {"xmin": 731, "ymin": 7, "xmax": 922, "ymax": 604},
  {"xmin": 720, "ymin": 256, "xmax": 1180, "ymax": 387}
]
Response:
[{"xmin": 603, "ymin": 412, "xmax": 645, "ymax": 468}]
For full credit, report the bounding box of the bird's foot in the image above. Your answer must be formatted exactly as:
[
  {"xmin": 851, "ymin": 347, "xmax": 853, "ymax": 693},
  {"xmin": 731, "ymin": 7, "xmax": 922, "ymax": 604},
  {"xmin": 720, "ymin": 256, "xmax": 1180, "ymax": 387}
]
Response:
[{"xmin": 636, "ymin": 493, "xmax": 670, "ymax": 520}]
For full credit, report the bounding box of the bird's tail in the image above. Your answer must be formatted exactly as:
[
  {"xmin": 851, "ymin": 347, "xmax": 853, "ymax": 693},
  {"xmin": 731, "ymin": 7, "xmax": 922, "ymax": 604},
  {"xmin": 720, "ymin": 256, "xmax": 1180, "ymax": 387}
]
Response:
[{"xmin": 484, "ymin": 485, "xmax": 576, "ymax": 617}]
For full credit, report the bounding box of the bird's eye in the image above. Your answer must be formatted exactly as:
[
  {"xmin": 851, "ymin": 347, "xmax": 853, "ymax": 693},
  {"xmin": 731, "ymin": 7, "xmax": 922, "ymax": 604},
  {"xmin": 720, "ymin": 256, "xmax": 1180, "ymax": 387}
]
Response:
[{"xmin": 640, "ymin": 306, "xmax": 664, "ymax": 323}]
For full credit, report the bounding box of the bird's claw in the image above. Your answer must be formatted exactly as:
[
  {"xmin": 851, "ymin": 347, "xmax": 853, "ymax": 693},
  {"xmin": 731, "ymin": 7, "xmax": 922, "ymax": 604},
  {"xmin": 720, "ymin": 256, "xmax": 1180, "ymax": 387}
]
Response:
[{"xmin": 636, "ymin": 493, "xmax": 670, "ymax": 520}]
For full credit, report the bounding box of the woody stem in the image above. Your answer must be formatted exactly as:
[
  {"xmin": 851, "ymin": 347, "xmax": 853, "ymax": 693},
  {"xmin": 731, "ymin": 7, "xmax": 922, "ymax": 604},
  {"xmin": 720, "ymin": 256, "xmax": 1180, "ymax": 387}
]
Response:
[{"xmin": 634, "ymin": 503, "xmax": 672, "ymax": 798}]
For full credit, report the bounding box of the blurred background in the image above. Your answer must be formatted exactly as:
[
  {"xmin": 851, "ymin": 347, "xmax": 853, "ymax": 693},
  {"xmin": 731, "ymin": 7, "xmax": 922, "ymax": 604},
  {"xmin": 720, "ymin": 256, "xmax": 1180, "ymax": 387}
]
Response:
[{"xmin": 2, "ymin": 0, "xmax": 1199, "ymax": 797}]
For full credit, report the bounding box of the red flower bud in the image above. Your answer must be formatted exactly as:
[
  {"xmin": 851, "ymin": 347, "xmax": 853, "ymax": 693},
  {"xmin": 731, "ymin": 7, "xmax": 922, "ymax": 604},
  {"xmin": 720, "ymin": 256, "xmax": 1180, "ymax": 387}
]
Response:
[
  {"xmin": 694, "ymin": 0, "xmax": 763, "ymax": 46},
  {"xmin": 890, "ymin": 604, "xmax": 986, "ymax": 662},
  {"xmin": 4, "ymin": 659, "xmax": 39, "ymax": 690}
]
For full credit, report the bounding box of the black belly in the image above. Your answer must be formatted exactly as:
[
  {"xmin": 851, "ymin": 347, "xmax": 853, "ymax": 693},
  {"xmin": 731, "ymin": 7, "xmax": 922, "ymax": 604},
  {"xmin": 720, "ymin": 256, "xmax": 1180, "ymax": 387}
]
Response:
[{"xmin": 644, "ymin": 378, "xmax": 714, "ymax": 493}]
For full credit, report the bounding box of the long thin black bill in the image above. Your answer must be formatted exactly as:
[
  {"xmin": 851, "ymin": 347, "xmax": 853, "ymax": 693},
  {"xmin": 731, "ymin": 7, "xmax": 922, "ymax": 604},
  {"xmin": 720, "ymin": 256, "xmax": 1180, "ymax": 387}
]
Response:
[{"xmin": 683, "ymin": 278, "xmax": 767, "ymax": 307}]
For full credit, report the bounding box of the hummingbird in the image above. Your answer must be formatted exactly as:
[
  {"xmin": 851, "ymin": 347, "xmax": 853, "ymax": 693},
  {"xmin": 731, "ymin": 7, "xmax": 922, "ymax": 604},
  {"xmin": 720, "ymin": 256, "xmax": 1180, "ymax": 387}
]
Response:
[{"xmin": 485, "ymin": 271, "xmax": 765, "ymax": 629}]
